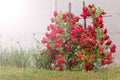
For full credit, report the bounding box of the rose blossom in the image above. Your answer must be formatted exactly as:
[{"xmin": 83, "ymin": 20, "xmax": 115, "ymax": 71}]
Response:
[
  {"xmin": 65, "ymin": 44, "xmax": 71, "ymax": 50},
  {"xmin": 54, "ymin": 11, "xmax": 57, "ymax": 17}
]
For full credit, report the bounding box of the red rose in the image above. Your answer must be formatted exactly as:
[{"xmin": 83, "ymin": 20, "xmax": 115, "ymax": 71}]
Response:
[
  {"xmin": 101, "ymin": 52, "xmax": 105, "ymax": 56},
  {"xmin": 106, "ymin": 40, "xmax": 112, "ymax": 45},
  {"xmin": 102, "ymin": 11, "xmax": 106, "ymax": 15},
  {"xmin": 68, "ymin": 13, "xmax": 74, "ymax": 19},
  {"xmin": 57, "ymin": 58, "xmax": 61, "ymax": 64},
  {"xmin": 101, "ymin": 59, "xmax": 105, "ymax": 65},
  {"xmin": 95, "ymin": 17, "xmax": 99, "ymax": 22},
  {"xmin": 71, "ymin": 38, "xmax": 77, "ymax": 43},
  {"xmin": 99, "ymin": 15, "xmax": 103, "ymax": 18},
  {"xmin": 45, "ymin": 32, "xmax": 49, "ymax": 37},
  {"xmin": 106, "ymin": 52, "xmax": 112, "ymax": 59},
  {"xmin": 89, "ymin": 34, "xmax": 93, "ymax": 38},
  {"xmin": 71, "ymin": 59, "xmax": 76, "ymax": 64},
  {"xmin": 49, "ymin": 32, "xmax": 57, "ymax": 40},
  {"xmin": 65, "ymin": 44, "xmax": 71, "ymax": 50},
  {"xmin": 62, "ymin": 13, "xmax": 67, "ymax": 19},
  {"xmin": 77, "ymin": 54, "xmax": 82, "ymax": 59},
  {"xmin": 88, "ymin": 4, "xmax": 93, "ymax": 8},
  {"xmin": 103, "ymin": 35, "xmax": 109, "ymax": 40},
  {"xmin": 57, "ymin": 38, "xmax": 63, "ymax": 43},
  {"xmin": 100, "ymin": 40, "xmax": 104, "ymax": 45},
  {"xmin": 41, "ymin": 37, "xmax": 47, "ymax": 44},
  {"xmin": 56, "ymin": 27, "xmax": 63, "ymax": 34},
  {"xmin": 59, "ymin": 66, "xmax": 63, "ymax": 71},
  {"xmin": 99, "ymin": 24, "xmax": 104, "ymax": 28},
  {"xmin": 51, "ymin": 53, "xmax": 55, "ymax": 58},
  {"xmin": 87, "ymin": 39, "xmax": 91, "ymax": 43},
  {"xmin": 56, "ymin": 56, "xmax": 61, "ymax": 60},
  {"xmin": 86, "ymin": 45, "xmax": 90, "ymax": 48},
  {"xmin": 46, "ymin": 43, "xmax": 51, "ymax": 49},
  {"xmin": 55, "ymin": 21, "xmax": 59, "ymax": 24},
  {"xmin": 48, "ymin": 24, "xmax": 55, "ymax": 30},
  {"xmin": 104, "ymin": 28, "xmax": 107, "ymax": 34},
  {"xmin": 54, "ymin": 11, "xmax": 57, "ymax": 17},
  {"xmin": 92, "ymin": 10, "xmax": 96, "ymax": 14},
  {"xmin": 99, "ymin": 19, "xmax": 103, "ymax": 24},
  {"xmin": 85, "ymin": 63, "xmax": 90, "ymax": 69},
  {"xmin": 81, "ymin": 13, "xmax": 87, "ymax": 19},
  {"xmin": 80, "ymin": 38, "xmax": 85, "ymax": 44},
  {"xmin": 81, "ymin": 33, "xmax": 87, "ymax": 38},
  {"xmin": 88, "ymin": 25, "xmax": 93, "ymax": 31},
  {"xmin": 72, "ymin": 20, "xmax": 76, "ymax": 24},
  {"xmin": 110, "ymin": 44, "xmax": 116, "ymax": 53},
  {"xmin": 106, "ymin": 60, "xmax": 112, "ymax": 64},
  {"xmin": 86, "ymin": 55, "xmax": 90, "ymax": 60},
  {"xmin": 93, "ymin": 22, "xmax": 98, "ymax": 27},
  {"xmin": 93, "ymin": 55, "xmax": 97, "ymax": 59},
  {"xmin": 91, "ymin": 40, "xmax": 96, "ymax": 46},
  {"xmin": 59, "ymin": 51, "xmax": 65, "ymax": 56},
  {"xmin": 86, "ymin": 11, "xmax": 91, "ymax": 16},
  {"xmin": 51, "ymin": 18, "xmax": 55, "ymax": 23},
  {"xmin": 75, "ymin": 16, "xmax": 80, "ymax": 22},
  {"xmin": 83, "ymin": 7, "xmax": 88, "ymax": 12},
  {"xmin": 61, "ymin": 59, "xmax": 66, "ymax": 63},
  {"xmin": 88, "ymin": 65, "xmax": 93, "ymax": 70}
]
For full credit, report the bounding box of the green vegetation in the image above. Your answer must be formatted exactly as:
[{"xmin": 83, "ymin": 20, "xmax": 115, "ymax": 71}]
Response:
[
  {"xmin": 0, "ymin": 47, "xmax": 33, "ymax": 68},
  {"xmin": 41, "ymin": 4, "xmax": 116, "ymax": 71},
  {"xmin": 0, "ymin": 42, "xmax": 119, "ymax": 80},
  {"xmin": 0, "ymin": 66, "xmax": 120, "ymax": 80}
]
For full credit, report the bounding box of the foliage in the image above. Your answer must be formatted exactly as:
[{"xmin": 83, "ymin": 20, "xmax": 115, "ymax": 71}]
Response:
[
  {"xmin": 41, "ymin": 4, "xmax": 116, "ymax": 71},
  {"xmin": 32, "ymin": 43, "xmax": 52, "ymax": 69},
  {"xmin": 0, "ymin": 47, "xmax": 33, "ymax": 68}
]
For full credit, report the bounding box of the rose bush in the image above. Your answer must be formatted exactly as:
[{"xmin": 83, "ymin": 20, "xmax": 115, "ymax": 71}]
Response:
[{"xmin": 41, "ymin": 4, "xmax": 116, "ymax": 71}]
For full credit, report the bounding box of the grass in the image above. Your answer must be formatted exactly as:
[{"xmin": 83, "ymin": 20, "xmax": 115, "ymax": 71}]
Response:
[
  {"xmin": 0, "ymin": 46, "xmax": 34, "ymax": 68},
  {"xmin": 0, "ymin": 66, "xmax": 120, "ymax": 80}
]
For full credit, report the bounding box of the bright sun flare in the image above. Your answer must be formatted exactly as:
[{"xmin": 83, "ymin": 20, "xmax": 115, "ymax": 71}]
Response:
[
  {"xmin": 0, "ymin": 0, "xmax": 22, "ymax": 35},
  {"xmin": 0, "ymin": 0, "xmax": 19, "ymax": 20}
]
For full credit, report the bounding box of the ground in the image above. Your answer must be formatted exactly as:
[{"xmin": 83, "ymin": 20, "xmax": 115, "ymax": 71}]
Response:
[{"xmin": 0, "ymin": 66, "xmax": 120, "ymax": 80}]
